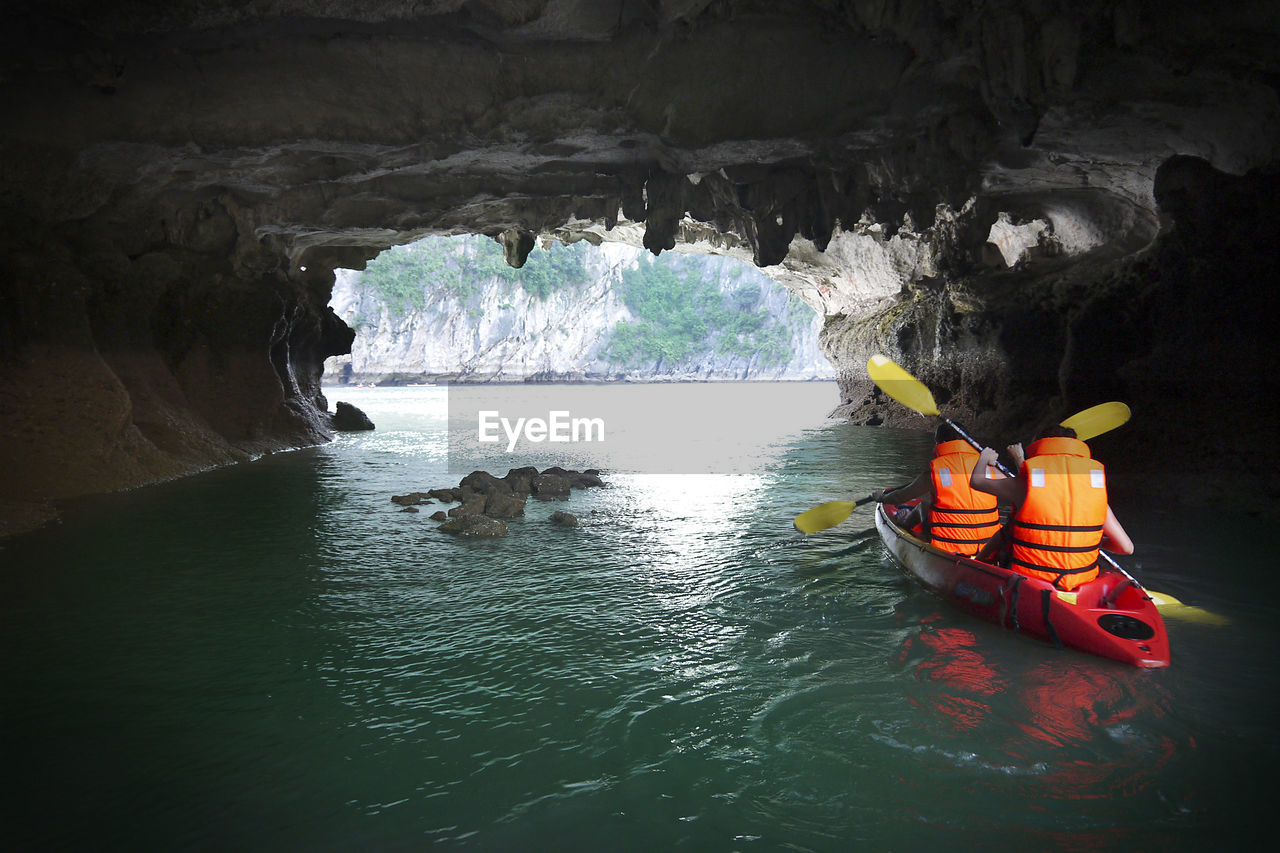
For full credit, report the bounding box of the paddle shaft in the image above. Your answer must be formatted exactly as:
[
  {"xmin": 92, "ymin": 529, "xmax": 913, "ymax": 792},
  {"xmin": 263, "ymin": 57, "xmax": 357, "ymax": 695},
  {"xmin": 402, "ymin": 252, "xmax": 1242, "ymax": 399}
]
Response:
[{"xmin": 942, "ymin": 416, "xmax": 1144, "ymax": 590}]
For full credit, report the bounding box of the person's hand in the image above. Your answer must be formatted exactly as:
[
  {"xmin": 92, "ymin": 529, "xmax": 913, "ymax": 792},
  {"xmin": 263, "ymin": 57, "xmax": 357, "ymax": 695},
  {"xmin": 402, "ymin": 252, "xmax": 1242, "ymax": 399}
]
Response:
[
  {"xmin": 872, "ymin": 488, "xmax": 888, "ymax": 502},
  {"xmin": 977, "ymin": 447, "xmax": 999, "ymax": 468},
  {"xmin": 1006, "ymin": 442, "xmax": 1025, "ymax": 468}
]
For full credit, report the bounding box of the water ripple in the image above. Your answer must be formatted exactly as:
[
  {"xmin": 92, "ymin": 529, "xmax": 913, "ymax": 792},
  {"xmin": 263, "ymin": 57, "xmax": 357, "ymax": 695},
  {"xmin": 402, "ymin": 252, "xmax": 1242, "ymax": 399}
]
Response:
[{"xmin": 3, "ymin": 387, "xmax": 1270, "ymax": 850}]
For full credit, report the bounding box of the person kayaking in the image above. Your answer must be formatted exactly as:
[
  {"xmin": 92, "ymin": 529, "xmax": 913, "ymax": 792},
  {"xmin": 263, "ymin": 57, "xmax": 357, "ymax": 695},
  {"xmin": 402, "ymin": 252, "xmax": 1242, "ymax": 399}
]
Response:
[
  {"xmin": 969, "ymin": 425, "xmax": 1134, "ymax": 591},
  {"xmin": 872, "ymin": 423, "xmax": 1005, "ymax": 556}
]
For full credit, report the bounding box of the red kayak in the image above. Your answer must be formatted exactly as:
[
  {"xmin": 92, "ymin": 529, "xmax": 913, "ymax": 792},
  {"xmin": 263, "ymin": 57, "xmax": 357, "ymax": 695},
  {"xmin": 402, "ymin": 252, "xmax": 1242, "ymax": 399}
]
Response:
[{"xmin": 875, "ymin": 502, "xmax": 1170, "ymax": 668}]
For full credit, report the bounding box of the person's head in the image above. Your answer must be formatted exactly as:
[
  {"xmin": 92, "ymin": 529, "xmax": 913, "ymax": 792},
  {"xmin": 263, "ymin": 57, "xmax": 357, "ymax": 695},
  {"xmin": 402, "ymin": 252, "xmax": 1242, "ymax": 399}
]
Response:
[
  {"xmin": 1035, "ymin": 424, "xmax": 1077, "ymax": 441},
  {"xmin": 934, "ymin": 422, "xmax": 963, "ymax": 445}
]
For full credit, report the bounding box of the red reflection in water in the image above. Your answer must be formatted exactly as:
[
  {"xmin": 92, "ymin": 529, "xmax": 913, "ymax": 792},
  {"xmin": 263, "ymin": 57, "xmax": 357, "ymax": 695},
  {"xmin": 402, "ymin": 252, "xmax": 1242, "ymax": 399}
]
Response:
[
  {"xmin": 896, "ymin": 617, "xmax": 1179, "ymax": 804},
  {"xmin": 903, "ymin": 625, "xmax": 1003, "ymax": 732},
  {"xmin": 1012, "ymin": 660, "xmax": 1177, "ymax": 802}
]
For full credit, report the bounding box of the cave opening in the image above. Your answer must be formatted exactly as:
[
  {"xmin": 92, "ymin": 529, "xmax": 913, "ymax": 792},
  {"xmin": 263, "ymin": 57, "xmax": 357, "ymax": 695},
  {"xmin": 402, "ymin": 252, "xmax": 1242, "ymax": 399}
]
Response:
[{"xmin": 321, "ymin": 233, "xmax": 835, "ymax": 387}]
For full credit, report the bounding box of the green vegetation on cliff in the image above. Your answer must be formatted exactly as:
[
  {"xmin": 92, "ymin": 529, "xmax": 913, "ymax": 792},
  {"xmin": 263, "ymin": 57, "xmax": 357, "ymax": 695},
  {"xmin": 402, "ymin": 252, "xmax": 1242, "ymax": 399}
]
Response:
[
  {"xmin": 360, "ymin": 236, "xmax": 590, "ymax": 315},
  {"xmin": 605, "ymin": 255, "xmax": 794, "ymax": 368},
  {"xmin": 345, "ymin": 235, "xmax": 816, "ymax": 372}
]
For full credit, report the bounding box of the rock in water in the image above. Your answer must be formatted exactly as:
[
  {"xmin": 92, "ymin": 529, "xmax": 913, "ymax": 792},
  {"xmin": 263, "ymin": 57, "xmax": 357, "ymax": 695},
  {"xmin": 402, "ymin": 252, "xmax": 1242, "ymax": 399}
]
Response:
[
  {"xmin": 503, "ymin": 466, "xmax": 540, "ymax": 496},
  {"xmin": 438, "ymin": 515, "xmax": 508, "ymax": 537},
  {"xmin": 331, "ymin": 402, "xmax": 375, "ymax": 431},
  {"xmin": 460, "ymin": 470, "xmax": 510, "ymax": 494},
  {"xmin": 484, "ymin": 492, "xmax": 527, "ymax": 519},
  {"xmin": 531, "ymin": 473, "xmax": 572, "ymax": 500},
  {"xmin": 447, "ymin": 498, "xmax": 487, "ymax": 518},
  {"xmin": 549, "ymin": 511, "xmax": 579, "ymax": 528},
  {"xmin": 571, "ymin": 471, "xmax": 605, "ymax": 489}
]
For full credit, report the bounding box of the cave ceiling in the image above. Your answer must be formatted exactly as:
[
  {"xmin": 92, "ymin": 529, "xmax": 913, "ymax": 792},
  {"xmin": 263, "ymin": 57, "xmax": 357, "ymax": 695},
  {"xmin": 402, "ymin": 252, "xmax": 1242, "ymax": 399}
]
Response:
[{"xmin": 5, "ymin": 0, "xmax": 1276, "ymax": 283}]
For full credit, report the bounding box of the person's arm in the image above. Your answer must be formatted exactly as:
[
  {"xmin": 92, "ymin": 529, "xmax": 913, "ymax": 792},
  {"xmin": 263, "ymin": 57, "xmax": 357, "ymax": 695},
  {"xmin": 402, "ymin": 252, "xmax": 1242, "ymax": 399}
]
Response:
[
  {"xmin": 1005, "ymin": 442, "xmax": 1025, "ymax": 471},
  {"xmin": 969, "ymin": 447, "xmax": 1023, "ymax": 504},
  {"xmin": 873, "ymin": 472, "xmax": 931, "ymax": 504},
  {"xmin": 1100, "ymin": 505, "xmax": 1134, "ymax": 555},
  {"xmin": 982, "ymin": 443, "xmax": 1022, "ymax": 481}
]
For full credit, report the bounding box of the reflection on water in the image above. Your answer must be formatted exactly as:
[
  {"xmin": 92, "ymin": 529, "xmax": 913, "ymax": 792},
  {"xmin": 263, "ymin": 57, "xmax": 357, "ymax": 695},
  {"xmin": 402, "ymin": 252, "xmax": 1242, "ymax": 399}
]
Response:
[{"xmin": 2, "ymin": 384, "xmax": 1276, "ymax": 850}]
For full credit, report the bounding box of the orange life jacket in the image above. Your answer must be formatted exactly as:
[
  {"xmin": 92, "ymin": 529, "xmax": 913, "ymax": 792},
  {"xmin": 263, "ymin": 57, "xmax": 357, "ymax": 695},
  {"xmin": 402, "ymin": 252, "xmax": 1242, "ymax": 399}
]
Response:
[
  {"xmin": 928, "ymin": 439, "xmax": 1001, "ymax": 556},
  {"xmin": 1010, "ymin": 436, "xmax": 1108, "ymax": 590}
]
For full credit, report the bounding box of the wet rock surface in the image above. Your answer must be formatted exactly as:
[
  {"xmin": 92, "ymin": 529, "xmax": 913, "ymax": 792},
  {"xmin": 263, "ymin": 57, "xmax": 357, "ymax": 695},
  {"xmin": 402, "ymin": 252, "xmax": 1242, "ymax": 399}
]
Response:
[
  {"xmin": 330, "ymin": 401, "xmax": 375, "ymax": 431},
  {"xmin": 1, "ymin": 1, "xmax": 1279, "ymax": 532},
  {"xmin": 391, "ymin": 493, "xmax": 433, "ymax": 506},
  {"xmin": 438, "ymin": 514, "xmax": 509, "ymax": 538},
  {"xmin": 549, "ymin": 511, "xmax": 579, "ymax": 528},
  {"xmin": 410, "ymin": 466, "xmax": 605, "ymax": 536}
]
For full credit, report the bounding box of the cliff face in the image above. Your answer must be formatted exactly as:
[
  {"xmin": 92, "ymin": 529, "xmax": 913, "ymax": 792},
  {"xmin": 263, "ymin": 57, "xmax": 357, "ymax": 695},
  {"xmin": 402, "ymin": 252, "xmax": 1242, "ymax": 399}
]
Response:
[
  {"xmin": 2, "ymin": 1, "xmax": 1279, "ymax": 532},
  {"xmin": 324, "ymin": 240, "xmax": 832, "ymax": 383}
]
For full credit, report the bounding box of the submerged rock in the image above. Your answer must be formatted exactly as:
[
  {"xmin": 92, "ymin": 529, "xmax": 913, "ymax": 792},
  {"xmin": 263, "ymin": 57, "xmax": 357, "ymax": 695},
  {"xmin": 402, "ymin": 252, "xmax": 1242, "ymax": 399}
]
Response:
[
  {"xmin": 438, "ymin": 514, "xmax": 508, "ymax": 537},
  {"xmin": 419, "ymin": 465, "xmax": 601, "ymax": 529}
]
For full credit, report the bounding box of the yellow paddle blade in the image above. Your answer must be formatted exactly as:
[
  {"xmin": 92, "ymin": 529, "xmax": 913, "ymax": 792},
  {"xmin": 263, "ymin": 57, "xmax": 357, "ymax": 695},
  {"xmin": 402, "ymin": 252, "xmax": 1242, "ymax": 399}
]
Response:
[
  {"xmin": 794, "ymin": 500, "xmax": 858, "ymax": 534},
  {"xmin": 1061, "ymin": 402, "xmax": 1131, "ymax": 442},
  {"xmin": 1145, "ymin": 588, "xmax": 1183, "ymax": 607},
  {"xmin": 867, "ymin": 355, "xmax": 940, "ymax": 416},
  {"xmin": 1147, "ymin": 589, "xmax": 1230, "ymax": 625}
]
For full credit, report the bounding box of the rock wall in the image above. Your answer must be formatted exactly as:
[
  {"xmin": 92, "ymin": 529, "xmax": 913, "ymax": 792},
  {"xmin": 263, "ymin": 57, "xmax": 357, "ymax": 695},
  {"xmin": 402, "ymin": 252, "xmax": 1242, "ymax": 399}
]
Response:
[
  {"xmin": 324, "ymin": 240, "xmax": 833, "ymax": 383},
  {"xmin": 2, "ymin": 1, "xmax": 1279, "ymax": 532}
]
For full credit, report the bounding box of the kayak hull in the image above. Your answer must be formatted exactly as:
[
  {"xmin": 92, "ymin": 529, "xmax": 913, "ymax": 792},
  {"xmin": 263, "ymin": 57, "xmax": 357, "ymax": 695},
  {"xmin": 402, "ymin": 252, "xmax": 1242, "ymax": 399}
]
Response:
[{"xmin": 875, "ymin": 503, "xmax": 1170, "ymax": 668}]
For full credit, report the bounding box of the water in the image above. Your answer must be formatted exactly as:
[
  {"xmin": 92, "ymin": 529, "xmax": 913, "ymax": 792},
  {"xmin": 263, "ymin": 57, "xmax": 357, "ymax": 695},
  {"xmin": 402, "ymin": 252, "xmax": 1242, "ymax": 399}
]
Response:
[{"xmin": 2, "ymin": 384, "xmax": 1276, "ymax": 850}]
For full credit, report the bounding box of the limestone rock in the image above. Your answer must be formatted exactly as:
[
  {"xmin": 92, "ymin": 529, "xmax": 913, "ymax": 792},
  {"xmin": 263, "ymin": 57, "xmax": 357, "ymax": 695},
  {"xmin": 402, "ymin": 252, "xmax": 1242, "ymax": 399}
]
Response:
[
  {"xmin": 331, "ymin": 402, "xmax": 375, "ymax": 431},
  {"xmin": 438, "ymin": 514, "xmax": 508, "ymax": 537},
  {"xmin": 549, "ymin": 511, "xmax": 579, "ymax": 528},
  {"xmin": 503, "ymin": 466, "xmax": 541, "ymax": 495},
  {"xmin": 321, "ymin": 239, "xmax": 833, "ymax": 384},
  {"xmin": 484, "ymin": 492, "xmax": 527, "ymax": 520},
  {"xmin": 460, "ymin": 470, "xmax": 512, "ymax": 496},
  {"xmin": 391, "ymin": 492, "xmax": 433, "ymax": 506},
  {"xmin": 447, "ymin": 499, "xmax": 487, "ymax": 518},
  {"xmin": 572, "ymin": 471, "xmax": 605, "ymax": 489},
  {"xmin": 530, "ymin": 473, "xmax": 572, "ymax": 501}
]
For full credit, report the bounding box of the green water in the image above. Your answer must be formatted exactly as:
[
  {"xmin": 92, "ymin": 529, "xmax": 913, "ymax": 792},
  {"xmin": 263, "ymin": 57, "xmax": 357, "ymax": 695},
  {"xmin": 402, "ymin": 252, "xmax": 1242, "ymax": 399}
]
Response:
[{"xmin": 2, "ymin": 385, "xmax": 1276, "ymax": 850}]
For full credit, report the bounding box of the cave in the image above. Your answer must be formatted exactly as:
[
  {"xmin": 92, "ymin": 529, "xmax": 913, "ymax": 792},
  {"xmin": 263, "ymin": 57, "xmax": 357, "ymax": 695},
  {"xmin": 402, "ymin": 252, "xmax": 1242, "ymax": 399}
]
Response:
[{"xmin": 3, "ymin": 0, "xmax": 1279, "ymax": 536}]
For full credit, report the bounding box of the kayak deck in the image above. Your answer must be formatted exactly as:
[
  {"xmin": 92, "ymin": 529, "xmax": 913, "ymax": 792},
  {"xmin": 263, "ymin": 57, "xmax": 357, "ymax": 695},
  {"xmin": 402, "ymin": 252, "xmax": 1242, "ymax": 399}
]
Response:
[{"xmin": 875, "ymin": 503, "xmax": 1170, "ymax": 668}]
